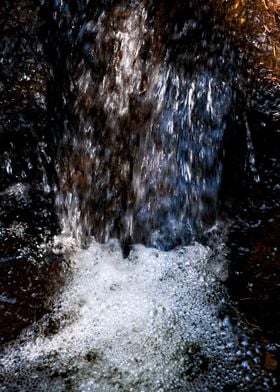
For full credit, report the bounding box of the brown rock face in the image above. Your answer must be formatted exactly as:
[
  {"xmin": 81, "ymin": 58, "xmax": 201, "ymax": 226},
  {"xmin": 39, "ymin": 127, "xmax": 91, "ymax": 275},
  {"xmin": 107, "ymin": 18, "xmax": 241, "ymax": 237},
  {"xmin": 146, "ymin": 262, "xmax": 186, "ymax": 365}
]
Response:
[{"xmin": 214, "ymin": 0, "xmax": 279, "ymax": 77}]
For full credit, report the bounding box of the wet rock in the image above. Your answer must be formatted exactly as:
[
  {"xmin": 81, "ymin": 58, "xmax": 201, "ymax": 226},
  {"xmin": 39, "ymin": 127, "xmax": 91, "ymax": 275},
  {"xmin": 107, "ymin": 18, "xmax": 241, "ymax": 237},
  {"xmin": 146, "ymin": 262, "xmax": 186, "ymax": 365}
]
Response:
[
  {"xmin": 209, "ymin": 0, "xmax": 280, "ymax": 382},
  {"xmin": 0, "ymin": 240, "xmax": 65, "ymax": 344},
  {"xmin": 0, "ymin": 0, "xmax": 61, "ymax": 343},
  {"xmin": 214, "ymin": 0, "xmax": 279, "ymax": 81},
  {"xmin": 226, "ymin": 145, "xmax": 280, "ymax": 382}
]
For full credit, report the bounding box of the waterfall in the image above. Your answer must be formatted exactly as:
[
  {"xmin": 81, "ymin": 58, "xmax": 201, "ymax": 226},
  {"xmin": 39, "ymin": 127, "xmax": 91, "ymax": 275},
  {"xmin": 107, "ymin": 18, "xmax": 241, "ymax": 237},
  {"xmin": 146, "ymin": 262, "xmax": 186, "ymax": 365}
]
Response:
[
  {"xmin": 0, "ymin": 0, "xmax": 278, "ymax": 391},
  {"xmin": 52, "ymin": 1, "xmax": 234, "ymax": 249}
]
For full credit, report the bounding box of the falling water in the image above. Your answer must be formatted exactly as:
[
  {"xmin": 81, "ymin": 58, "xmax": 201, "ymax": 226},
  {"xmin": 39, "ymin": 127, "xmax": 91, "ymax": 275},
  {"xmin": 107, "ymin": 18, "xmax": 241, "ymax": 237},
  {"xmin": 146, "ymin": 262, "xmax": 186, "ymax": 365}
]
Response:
[
  {"xmin": 54, "ymin": 1, "xmax": 233, "ymax": 249},
  {"xmin": 0, "ymin": 0, "xmax": 278, "ymax": 391}
]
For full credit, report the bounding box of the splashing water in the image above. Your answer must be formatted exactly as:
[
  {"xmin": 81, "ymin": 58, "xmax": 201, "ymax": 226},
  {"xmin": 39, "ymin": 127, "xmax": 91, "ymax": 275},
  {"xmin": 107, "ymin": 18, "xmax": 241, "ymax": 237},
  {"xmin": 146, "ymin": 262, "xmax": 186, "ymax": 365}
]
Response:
[
  {"xmin": 0, "ymin": 239, "xmax": 274, "ymax": 391},
  {"xmin": 1, "ymin": 1, "xmax": 277, "ymax": 391}
]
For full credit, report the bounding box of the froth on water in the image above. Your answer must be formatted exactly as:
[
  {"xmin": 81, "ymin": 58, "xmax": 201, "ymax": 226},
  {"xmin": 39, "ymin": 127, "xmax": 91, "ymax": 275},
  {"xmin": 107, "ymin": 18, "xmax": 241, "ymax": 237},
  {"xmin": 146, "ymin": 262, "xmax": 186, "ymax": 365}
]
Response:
[{"xmin": 0, "ymin": 239, "xmax": 274, "ymax": 391}]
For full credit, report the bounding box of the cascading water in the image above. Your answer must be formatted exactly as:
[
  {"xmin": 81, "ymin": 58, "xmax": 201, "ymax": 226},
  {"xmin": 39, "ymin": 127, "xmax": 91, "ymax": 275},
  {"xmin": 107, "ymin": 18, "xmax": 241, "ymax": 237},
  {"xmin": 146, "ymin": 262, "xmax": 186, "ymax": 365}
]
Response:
[
  {"xmin": 0, "ymin": 0, "xmax": 279, "ymax": 391},
  {"xmin": 54, "ymin": 1, "xmax": 234, "ymax": 249}
]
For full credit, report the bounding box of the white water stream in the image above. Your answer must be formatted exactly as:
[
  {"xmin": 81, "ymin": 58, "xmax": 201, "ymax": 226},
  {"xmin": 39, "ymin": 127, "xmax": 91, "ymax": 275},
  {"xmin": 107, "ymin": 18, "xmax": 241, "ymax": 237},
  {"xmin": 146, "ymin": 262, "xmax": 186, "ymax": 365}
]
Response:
[{"xmin": 0, "ymin": 238, "xmax": 273, "ymax": 391}]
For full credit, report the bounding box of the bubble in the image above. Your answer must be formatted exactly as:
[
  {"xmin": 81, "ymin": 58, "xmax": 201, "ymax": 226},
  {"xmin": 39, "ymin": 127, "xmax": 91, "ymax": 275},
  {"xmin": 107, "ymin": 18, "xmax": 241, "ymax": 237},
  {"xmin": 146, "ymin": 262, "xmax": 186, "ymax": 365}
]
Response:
[{"xmin": 0, "ymin": 239, "xmax": 275, "ymax": 390}]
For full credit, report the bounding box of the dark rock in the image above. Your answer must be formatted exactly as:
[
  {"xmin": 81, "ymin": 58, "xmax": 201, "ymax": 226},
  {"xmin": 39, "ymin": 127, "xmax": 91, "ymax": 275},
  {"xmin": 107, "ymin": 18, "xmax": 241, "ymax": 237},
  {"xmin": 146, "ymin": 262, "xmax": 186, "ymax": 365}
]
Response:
[{"xmin": 0, "ymin": 0, "xmax": 62, "ymax": 343}]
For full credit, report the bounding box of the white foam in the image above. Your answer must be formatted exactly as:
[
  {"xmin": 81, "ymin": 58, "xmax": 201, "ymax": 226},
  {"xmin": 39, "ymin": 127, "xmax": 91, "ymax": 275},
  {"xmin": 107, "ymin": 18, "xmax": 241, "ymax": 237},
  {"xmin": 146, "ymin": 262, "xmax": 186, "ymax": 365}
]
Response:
[{"xmin": 0, "ymin": 239, "xmax": 273, "ymax": 391}]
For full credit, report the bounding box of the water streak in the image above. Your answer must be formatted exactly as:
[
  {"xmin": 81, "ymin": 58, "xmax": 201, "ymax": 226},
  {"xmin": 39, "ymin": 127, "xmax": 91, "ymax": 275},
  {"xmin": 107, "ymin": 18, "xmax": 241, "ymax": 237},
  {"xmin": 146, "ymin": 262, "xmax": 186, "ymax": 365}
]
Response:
[{"xmin": 55, "ymin": 2, "xmax": 233, "ymax": 249}]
